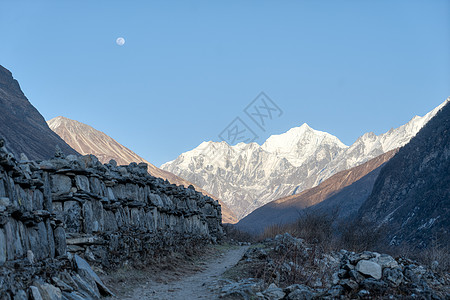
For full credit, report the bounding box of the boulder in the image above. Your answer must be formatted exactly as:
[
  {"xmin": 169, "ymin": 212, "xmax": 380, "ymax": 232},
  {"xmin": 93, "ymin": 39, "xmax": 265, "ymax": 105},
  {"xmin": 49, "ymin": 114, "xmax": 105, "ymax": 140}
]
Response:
[
  {"xmin": 38, "ymin": 283, "xmax": 62, "ymax": 300},
  {"xmin": 374, "ymin": 254, "xmax": 398, "ymax": 269},
  {"xmin": 286, "ymin": 284, "xmax": 315, "ymax": 300},
  {"xmin": 263, "ymin": 283, "xmax": 285, "ymax": 300},
  {"xmin": 356, "ymin": 260, "xmax": 382, "ymax": 280},
  {"xmin": 29, "ymin": 286, "xmax": 43, "ymax": 300}
]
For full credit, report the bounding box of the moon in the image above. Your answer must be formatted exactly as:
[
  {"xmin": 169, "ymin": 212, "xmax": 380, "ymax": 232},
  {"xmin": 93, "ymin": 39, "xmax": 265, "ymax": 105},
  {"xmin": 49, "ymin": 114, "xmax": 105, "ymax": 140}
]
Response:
[{"xmin": 116, "ymin": 37, "xmax": 125, "ymax": 46}]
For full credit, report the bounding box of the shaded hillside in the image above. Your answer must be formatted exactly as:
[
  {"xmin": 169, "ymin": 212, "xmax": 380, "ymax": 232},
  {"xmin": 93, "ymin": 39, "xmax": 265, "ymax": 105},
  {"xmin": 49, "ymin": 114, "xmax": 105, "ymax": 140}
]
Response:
[
  {"xmin": 0, "ymin": 65, "xmax": 78, "ymax": 159},
  {"xmin": 237, "ymin": 150, "xmax": 398, "ymax": 234},
  {"xmin": 48, "ymin": 116, "xmax": 238, "ymax": 224},
  {"xmin": 358, "ymin": 100, "xmax": 450, "ymax": 248}
]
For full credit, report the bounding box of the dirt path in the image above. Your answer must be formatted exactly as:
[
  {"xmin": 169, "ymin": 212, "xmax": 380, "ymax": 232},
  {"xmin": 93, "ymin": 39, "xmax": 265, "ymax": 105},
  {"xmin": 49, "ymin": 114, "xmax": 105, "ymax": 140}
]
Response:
[{"xmin": 111, "ymin": 245, "xmax": 249, "ymax": 300}]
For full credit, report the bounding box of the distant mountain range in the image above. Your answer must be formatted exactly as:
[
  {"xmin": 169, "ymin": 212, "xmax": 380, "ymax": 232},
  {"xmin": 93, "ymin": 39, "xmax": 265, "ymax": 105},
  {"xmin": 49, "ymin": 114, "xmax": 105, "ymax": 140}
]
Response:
[
  {"xmin": 0, "ymin": 65, "xmax": 78, "ymax": 160},
  {"xmin": 236, "ymin": 149, "xmax": 398, "ymax": 234},
  {"xmin": 48, "ymin": 116, "xmax": 238, "ymax": 224},
  {"xmin": 162, "ymin": 100, "xmax": 447, "ymax": 219}
]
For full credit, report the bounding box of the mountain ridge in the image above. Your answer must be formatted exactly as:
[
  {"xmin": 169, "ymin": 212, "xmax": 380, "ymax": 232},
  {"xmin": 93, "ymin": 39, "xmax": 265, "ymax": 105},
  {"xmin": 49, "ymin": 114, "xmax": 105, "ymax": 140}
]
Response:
[
  {"xmin": 162, "ymin": 99, "xmax": 448, "ymax": 219},
  {"xmin": 236, "ymin": 149, "xmax": 398, "ymax": 234}
]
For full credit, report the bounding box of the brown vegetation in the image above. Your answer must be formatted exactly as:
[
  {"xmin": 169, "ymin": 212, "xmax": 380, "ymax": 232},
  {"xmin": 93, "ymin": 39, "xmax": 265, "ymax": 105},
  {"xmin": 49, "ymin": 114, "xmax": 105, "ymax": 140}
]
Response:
[{"xmin": 257, "ymin": 213, "xmax": 450, "ymax": 274}]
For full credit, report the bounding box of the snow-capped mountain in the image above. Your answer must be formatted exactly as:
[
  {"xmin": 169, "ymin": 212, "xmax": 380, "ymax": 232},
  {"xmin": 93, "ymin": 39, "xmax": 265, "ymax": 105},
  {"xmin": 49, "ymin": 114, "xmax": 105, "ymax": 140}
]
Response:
[
  {"xmin": 162, "ymin": 98, "xmax": 449, "ymax": 220},
  {"xmin": 261, "ymin": 123, "xmax": 347, "ymax": 167},
  {"xmin": 314, "ymin": 100, "xmax": 448, "ymax": 186}
]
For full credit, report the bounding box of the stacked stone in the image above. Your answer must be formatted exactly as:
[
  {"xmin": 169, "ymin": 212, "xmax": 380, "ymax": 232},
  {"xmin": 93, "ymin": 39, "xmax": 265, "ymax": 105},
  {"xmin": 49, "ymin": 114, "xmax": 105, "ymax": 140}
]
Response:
[
  {"xmin": 0, "ymin": 144, "xmax": 66, "ymax": 265},
  {"xmin": 0, "ymin": 140, "xmax": 223, "ymax": 299}
]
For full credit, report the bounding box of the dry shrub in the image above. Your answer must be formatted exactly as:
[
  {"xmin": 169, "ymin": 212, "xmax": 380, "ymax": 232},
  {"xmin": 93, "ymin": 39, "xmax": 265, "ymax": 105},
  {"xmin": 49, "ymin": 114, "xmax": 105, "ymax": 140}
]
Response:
[
  {"xmin": 389, "ymin": 238, "xmax": 450, "ymax": 275},
  {"xmin": 292, "ymin": 212, "xmax": 335, "ymax": 251},
  {"xmin": 253, "ymin": 235, "xmax": 337, "ymax": 288},
  {"xmin": 260, "ymin": 212, "xmax": 336, "ymax": 252},
  {"xmin": 257, "ymin": 212, "xmax": 450, "ymax": 277},
  {"xmin": 414, "ymin": 243, "xmax": 450, "ymax": 274},
  {"xmin": 336, "ymin": 219, "xmax": 385, "ymax": 252},
  {"xmin": 223, "ymin": 223, "xmax": 255, "ymax": 242},
  {"xmin": 260, "ymin": 223, "xmax": 295, "ymax": 240}
]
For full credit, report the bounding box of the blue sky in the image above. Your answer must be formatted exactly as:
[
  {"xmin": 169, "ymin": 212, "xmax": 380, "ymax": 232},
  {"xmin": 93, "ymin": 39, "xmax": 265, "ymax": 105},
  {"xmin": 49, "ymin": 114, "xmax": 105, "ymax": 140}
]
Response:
[{"xmin": 1, "ymin": 0, "xmax": 449, "ymax": 166}]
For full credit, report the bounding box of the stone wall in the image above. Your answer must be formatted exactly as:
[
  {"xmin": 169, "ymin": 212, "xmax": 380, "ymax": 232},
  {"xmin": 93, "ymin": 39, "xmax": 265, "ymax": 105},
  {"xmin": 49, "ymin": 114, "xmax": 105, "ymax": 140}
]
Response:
[{"xmin": 0, "ymin": 142, "xmax": 223, "ymax": 298}]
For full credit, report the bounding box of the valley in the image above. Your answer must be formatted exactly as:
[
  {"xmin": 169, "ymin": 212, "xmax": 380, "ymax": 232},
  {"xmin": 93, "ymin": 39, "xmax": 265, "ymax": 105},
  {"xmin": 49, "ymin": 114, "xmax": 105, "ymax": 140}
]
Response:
[{"xmin": 0, "ymin": 63, "xmax": 448, "ymax": 299}]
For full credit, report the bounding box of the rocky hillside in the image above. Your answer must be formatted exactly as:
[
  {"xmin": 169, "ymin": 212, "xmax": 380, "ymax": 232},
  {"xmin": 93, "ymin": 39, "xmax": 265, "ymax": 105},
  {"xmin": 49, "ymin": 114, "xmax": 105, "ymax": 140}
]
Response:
[
  {"xmin": 237, "ymin": 150, "xmax": 398, "ymax": 234},
  {"xmin": 358, "ymin": 100, "xmax": 450, "ymax": 248},
  {"xmin": 48, "ymin": 116, "xmax": 238, "ymax": 224},
  {"xmin": 162, "ymin": 100, "xmax": 447, "ymax": 219},
  {"xmin": 0, "ymin": 65, "xmax": 78, "ymax": 160}
]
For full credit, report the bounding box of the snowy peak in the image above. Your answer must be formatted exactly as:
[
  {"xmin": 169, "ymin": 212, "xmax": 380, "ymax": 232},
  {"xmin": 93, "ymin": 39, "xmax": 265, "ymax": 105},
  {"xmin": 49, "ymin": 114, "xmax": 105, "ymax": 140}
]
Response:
[{"xmin": 262, "ymin": 123, "xmax": 347, "ymax": 167}]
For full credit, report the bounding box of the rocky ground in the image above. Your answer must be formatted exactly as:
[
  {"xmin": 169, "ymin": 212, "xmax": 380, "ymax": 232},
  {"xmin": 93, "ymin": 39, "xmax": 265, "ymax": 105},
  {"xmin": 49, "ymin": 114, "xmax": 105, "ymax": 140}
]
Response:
[{"xmin": 211, "ymin": 234, "xmax": 450, "ymax": 299}]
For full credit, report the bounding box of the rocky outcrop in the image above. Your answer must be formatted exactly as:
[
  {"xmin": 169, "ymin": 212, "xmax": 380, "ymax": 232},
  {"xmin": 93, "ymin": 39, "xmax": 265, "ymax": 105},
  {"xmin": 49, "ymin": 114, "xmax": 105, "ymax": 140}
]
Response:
[
  {"xmin": 358, "ymin": 100, "xmax": 450, "ymax": 248},
  {"xmin": 0, "ymin": 139, "xmax": 223, "ymax": 299},
  {"xmin": 237, "ymin": 150, "xmax": 398, "ymax": 234},
  {"xmin": 0, "ymin": 65, "xmax": 78, "ymax": 160},
  {"xmin": 212, "ymin": 233, "xmax": 449, "ymax": 299},
  {"xmin": 48, "ymin": 116, "xmax": 238, "ymax": 224}
]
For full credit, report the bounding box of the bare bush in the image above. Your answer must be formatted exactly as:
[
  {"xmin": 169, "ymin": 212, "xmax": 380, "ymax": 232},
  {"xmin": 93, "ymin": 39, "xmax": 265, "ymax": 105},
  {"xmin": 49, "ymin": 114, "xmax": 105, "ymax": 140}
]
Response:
[
  {"xmin": 336, "ymin": 219, "xmax": 385, "ymax": 252},
  {"xmin": 292, "ymin": 212, "xmax": 335, "ymax": 251},
  {"xmin": 223, "ymin": 223, "xmax": 255, "ymax": 243},
  {"xmin": 260, "ymin": 223, "xmax": 294, "ymax": 240}
]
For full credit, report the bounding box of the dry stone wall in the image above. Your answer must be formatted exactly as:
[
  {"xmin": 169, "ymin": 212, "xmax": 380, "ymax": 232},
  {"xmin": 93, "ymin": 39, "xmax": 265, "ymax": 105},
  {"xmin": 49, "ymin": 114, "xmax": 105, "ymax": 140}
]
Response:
[{"xmin": 0, "ymin": 141, "xmax": 223, "ymax": 299}]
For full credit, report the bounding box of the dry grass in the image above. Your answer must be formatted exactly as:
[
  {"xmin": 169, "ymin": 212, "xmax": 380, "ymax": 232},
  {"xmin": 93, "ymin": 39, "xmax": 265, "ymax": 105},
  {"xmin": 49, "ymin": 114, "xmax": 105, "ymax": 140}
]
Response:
[
  {"xmin": 223, "ymin": 223, "xmax": 255, "ymax": 243},
  {"xmin": 260, "ymin": 212, "xmax": 336, "ymax": 252},
  {"xmin": 257, "ymin": 213, "xmax": 450, "ymax": 275}
]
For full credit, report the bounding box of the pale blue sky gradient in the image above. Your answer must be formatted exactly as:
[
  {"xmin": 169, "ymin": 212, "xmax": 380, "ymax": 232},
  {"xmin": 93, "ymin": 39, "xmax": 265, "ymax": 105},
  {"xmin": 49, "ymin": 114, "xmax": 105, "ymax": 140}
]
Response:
[{"xmin": 1, "ymin": 0, "xmax": 449, "ymax": 166}]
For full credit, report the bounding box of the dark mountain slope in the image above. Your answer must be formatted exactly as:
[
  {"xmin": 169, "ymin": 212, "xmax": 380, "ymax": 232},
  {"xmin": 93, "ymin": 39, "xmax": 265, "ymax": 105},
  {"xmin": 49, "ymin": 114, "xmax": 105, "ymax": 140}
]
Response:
[
  {"xmin": 358, "ymin": 100, "xmax": 450, "ymax": 248},
  {"xmin": 237, "ymin": 150, "xmax": 398, "ymax": 234},
  {"xmin": 0, "ymin": 65, "xmax": 78, "ymax": 160}
]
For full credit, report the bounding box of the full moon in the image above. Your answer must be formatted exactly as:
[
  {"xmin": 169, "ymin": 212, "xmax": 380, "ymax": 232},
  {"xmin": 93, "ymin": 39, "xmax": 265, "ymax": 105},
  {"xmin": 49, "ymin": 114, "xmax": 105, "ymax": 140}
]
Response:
[{"xmin": 116, "ymin": 37, "xmax": 125, "ymax": 46}]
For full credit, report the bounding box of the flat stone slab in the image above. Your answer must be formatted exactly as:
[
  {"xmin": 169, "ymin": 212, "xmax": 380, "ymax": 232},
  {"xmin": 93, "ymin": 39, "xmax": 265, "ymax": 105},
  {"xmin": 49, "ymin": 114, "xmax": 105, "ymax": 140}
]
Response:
[
  {"xmin": 74, "ymin": 254, "xmax": 114, "ymax": 296},
  {"xmin": 356, "ymin": 260, "xmax": 382, "ymax": 280}
]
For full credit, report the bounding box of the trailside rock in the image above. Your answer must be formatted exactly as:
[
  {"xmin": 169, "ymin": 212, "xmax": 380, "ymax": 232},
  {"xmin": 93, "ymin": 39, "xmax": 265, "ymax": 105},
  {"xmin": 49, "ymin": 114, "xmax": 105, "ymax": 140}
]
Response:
[
  {"xmin": 356, "ymin": 260, "xmax": 382, "ymax": 280},
  {"xmin": 263, "ymin": 283, "xmax": 285, "ymax": 299},
  {"xmin": 218, "ymin": 237, "xmax": 450, "ymax": 300}
]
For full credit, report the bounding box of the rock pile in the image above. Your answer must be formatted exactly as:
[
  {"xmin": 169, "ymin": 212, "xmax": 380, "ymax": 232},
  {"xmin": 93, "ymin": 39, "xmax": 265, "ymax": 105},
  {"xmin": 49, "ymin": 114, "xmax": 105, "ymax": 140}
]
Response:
[
  {"xmin": 0, "ymin": 139, "xmax": 223, "ymax": 299},
  {"xmin": 214, "ymin": 233, "xmax": 449, "ymax": 299}
]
